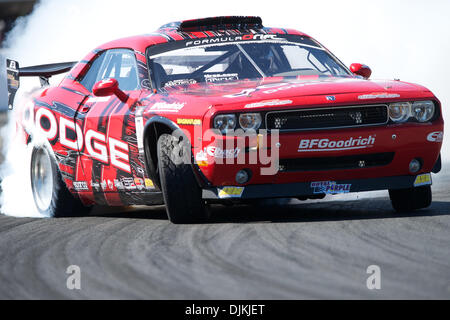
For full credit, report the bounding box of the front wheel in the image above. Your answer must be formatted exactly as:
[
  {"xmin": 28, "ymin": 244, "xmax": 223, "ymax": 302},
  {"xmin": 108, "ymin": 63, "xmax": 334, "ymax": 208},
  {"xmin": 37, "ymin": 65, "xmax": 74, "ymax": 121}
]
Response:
[
  {"xmin": 157, "ymin": 134, "xmax": 206, "ymax": 224},
  {"xmin": 389, "ymin": 185, "xmax": 432, "ymax": 213},
  {"xmin": 30, "ymin": 145, "xmax": 91, "ymax": 217}
]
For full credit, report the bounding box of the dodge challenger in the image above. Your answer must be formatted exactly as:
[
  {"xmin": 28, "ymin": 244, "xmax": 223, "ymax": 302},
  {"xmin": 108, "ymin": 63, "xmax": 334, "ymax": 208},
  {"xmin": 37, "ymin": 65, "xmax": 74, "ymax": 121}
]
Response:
[{"xmin": 6, "ymin": 16, "xmax": 443, "ymax": 223}]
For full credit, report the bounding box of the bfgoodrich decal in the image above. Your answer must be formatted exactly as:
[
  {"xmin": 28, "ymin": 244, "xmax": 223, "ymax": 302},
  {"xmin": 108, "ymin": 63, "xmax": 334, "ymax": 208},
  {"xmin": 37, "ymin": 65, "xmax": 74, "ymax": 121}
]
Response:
[{"xmin": 298, "ymin": 135, "xmax": 375, "ymax": 152}]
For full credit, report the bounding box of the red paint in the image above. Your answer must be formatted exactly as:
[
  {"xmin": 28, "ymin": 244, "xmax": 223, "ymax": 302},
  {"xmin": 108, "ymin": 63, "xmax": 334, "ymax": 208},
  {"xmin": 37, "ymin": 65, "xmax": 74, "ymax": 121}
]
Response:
[
  {"xmin": 93, "ymin": 78, "xmax": 128, "ymax": 102},
  {"xmin": 350, "ymin": 63, "xmax": 372, "ymax": 79}
]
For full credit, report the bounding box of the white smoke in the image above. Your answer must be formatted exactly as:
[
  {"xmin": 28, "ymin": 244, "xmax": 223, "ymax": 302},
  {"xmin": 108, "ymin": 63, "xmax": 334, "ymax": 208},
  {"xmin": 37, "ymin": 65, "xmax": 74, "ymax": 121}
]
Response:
[
  {"xmin": 0, "ymin": 89, "xmax": 47, "ymax": 217},
  {"xmin": 1, "ymin": 0, "xmax": 449, "ymax": 216}
]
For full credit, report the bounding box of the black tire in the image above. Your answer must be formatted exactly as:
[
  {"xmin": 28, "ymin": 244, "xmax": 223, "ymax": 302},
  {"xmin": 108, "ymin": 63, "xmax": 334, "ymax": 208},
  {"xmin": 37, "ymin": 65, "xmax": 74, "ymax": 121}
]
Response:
[
  {"xmin": 30, "ymin": 145, "xmax": 91, "ymax": 217},
  {"xmin": 389, "ymin": 185, "xmax": 432, "ymax": 213},
  {"xmin": 157, "ymin": 133, "xmax": 206, "ymax": 224}
]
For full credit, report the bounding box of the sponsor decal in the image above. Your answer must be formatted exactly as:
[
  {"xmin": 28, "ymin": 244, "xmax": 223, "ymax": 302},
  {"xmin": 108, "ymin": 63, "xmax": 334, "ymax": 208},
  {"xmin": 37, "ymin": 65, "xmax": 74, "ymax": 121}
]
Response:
[
  {"xmin": 204, "ymin": 73, "xmax": 239, "ymax": 83},
  {"xmin": 185, "ymin": 34, "xmax": 286, "ymax": 47},
  {"xmin": 244, "ymin": 99, "xmax": 293, "ymax": 109},
  {"xmin": 224, "ymin": 79, "xmax": 349, "ymax": 99},
  {"xmin": 218, "ymin": 186, "xmax": 245, "ymax": 199},
  {"xmin": 149, "ymin": 102, "xmax": 185, "ymax": 112},
  {"xmin": 326, "ymin": 96, "xmax": 336, "ymax": 101},
  {"xmin": 164, "ymin": 79, "xmax": 196, "ymax": 87},
  {"xmin": 206, "ymin": 146, "xmax": 240, "ymax": 158},
  {"xmin": 36, "ymin": 108, "xmax": 131, "ymax": 173},
  {"xmin": 144, "ymin": 178, "xmax": 154, "ymax": 189},
  {"xmin": 177, "ymin": 118, "xmax": 202, "ymax": 125},
  {"xmin": 224, "ymin": 88, "xmax": 255, "ymax": 98},
  {"xmin": 196, "ymin": 146, "xmax": 241, "ymax": 165},
  {"xmin": 134, "ymin": 178, "xmax": 145, "ymax": 190},
  {"xmin": 73, "ymin": 181, "xmax": 88, "ymax": 191},
  {"xmin": 358, "ymin": 93, "xmax": 400, "ymax": 100},
  {"xmin": 121, "ymin": 177, "xmax": 137, "ymax": 190},
  {"xmin": 85, "ymin": 96, "xmax": 110, "ymax": 103},
  {"xmin": 261, "ymin": 82, "xmax": 313, "ymax": 94},
  {"xmin": 414, "ymin": 173, "xmax": 432, "ymax": 187},
  {"xmin": 99, "ymin": 179, "xmax": 114, "ymax": 191},
  {"xmin": 195, "ymin": 149, "xmax": 208, "ymax": 167},
  {"xmin": 114, "ymin": 179, "xmax": 124, "ymax": 190},
  {"xmin": 7, "ymin": 73, "xmax": 19, "ymax": 89},
  {"xmin": 311, "ymin": 181, "xmax": 351, "ymax": 194},
  {"xmin": 135, "ymin": 106, "xmax": 145, "ymax": 153},
  {"xmin": 91, "ymin": 181, "xmax": 100, "ymax": 191},
  {"xmin": 298, "ymin": 135, "xmax": 375, "ymax": 152},
  {"xmin": 427, "ymin": 131, "xmax": 443, "ymax": 142}
]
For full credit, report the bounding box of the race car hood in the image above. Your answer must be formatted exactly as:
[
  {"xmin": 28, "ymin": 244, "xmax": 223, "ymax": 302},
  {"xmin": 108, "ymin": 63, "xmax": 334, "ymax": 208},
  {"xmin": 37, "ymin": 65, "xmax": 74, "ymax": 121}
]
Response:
[{"xmin": 160, "ymin": 76, "xmax": 434, "ymax": 114}]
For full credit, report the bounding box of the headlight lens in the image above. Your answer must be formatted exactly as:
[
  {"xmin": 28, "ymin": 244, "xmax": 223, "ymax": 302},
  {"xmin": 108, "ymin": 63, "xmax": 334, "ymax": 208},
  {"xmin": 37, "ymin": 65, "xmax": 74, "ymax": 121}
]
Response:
[
  {"xmin": 388, "ymin": 102, "xmax": 411, "ymax": 122},
  {"xmin": 213, "ymin": 114, "xmax": 236, "ymax": 134},
  {"xmin": 239, "ymin": 113, "xmax": 262, "ymax": 131},
  {"xmin": 411, "ymin": 101, "xmax": 435, "ymax": 122}
]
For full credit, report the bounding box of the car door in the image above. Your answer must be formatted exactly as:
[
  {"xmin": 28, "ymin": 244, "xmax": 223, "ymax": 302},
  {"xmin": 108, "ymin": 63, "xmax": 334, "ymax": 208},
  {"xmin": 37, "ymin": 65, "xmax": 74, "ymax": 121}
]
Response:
[
  {"xmin": 33, "ymin": 80, "xmax": 91, "ymax": 195},
  {"xmin": 75, "ymin": 48, "xmax": 153, "ymax": 206}
]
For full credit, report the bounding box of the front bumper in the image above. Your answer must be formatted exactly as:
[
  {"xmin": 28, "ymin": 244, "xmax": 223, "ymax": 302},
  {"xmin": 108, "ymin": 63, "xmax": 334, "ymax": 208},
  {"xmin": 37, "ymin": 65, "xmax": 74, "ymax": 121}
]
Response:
[
  {"xmin": 202, "ymin": 173, "xmax": 432, "ymax": 199},
  {"xmin": 196, "ymin": 119, "xmax": 443, "ymax": 186}
]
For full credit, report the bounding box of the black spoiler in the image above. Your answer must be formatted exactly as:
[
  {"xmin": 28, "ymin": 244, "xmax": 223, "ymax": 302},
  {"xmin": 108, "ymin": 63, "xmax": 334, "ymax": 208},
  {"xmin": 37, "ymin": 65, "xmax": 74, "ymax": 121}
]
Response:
[{"xmin": 6, "ymin": 59, "xmax": 77, "ymax": 110}]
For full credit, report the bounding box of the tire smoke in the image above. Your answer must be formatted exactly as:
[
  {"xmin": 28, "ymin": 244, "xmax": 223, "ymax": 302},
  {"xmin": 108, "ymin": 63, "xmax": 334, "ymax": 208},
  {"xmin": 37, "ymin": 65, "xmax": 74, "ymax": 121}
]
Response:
[{"xmin": 0, "ymin": 91, "xmax": 48, "ymax": 217}]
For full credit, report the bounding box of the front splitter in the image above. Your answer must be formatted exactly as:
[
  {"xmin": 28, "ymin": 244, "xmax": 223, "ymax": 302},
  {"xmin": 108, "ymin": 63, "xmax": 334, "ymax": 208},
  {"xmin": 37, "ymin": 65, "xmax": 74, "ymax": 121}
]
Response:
[{"xmin": 202, "ymin": 173, "xmax": 432, "ymax": 199}]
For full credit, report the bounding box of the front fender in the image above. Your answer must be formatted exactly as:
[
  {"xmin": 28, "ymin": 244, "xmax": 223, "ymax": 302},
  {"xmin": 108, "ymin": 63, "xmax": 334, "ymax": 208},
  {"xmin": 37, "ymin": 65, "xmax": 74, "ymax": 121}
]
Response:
[{"xmin": 143, "ymin": 116, "xmax": 211, "ymax": 189}]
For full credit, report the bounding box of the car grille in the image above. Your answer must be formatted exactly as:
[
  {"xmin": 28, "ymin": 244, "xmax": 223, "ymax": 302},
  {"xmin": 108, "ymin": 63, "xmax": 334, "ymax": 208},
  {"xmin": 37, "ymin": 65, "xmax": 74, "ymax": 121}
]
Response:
[
  {"xmin": 278, "ymin": 152, "xmax": 395, "ymax": 172},
  {"xmin": 266, "ymin": 105, "xmax": 388, "ymax": 131}
]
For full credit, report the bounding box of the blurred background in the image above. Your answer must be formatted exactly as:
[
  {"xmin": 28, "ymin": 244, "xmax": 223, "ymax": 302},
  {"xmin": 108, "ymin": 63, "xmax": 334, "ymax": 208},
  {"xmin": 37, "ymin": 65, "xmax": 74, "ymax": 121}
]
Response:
[
  {"xmin": 0, "ymin": 0, "xmax": 35, "ymax": 110},
  {"xmin": 0, "ymin": 0, "xmax": 36, "ymax": 159}
]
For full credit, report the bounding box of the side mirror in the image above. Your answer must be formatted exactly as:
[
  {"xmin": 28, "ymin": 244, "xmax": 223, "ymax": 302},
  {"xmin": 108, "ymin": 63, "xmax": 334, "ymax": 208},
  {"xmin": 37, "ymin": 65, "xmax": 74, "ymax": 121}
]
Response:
[
  {"xmin": 350, "ymin": 63, "xmax": 372, "ymax": 79},
  {"xmin": 93, "ymin": 78, "xmax": 128, "ymax": 102}
]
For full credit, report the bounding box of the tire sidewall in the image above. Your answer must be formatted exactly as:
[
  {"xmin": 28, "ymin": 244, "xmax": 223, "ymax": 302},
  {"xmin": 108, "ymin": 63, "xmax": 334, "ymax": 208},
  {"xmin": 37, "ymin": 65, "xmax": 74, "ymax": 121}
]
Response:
[
  {"xmin": 157, "ymin": 134, "xmax": 205, "ymax": 223},
  {"xmin": 30, "ymin": 144, "xmax": 58, "ymax": 216}
]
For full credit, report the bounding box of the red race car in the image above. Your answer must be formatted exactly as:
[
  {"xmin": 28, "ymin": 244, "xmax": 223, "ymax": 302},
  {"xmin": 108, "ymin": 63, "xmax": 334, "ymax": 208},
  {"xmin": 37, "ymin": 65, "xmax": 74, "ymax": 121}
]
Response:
[{"xmin": 7, "ymin": 16, "xmax": 443, "ymax": 223}]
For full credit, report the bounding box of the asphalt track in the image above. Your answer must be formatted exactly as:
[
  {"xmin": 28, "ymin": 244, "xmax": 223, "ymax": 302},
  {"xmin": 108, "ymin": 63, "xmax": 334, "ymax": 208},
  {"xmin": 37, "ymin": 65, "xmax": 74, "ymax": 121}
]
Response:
[{"xmin": 0, "ymin": 172, "xmax": 449, "ymax": 299}]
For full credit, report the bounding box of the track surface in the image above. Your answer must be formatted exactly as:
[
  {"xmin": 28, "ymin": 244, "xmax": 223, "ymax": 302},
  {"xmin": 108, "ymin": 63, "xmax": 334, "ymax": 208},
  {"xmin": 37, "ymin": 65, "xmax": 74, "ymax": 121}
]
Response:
[{"xmin": 1, "ymin": 173, "xmax": 450, "ymax": 299}]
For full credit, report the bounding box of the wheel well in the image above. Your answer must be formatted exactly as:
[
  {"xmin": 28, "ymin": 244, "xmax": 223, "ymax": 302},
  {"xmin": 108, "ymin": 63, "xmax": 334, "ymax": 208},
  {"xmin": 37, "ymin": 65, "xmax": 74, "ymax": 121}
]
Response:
[
  {"xmin": 143, "ymin": 121, "xmax": 173, "ymax": 190},
  {"xmin": 143, "ymin": 117, "xmax": 210, "ymax": 190}
]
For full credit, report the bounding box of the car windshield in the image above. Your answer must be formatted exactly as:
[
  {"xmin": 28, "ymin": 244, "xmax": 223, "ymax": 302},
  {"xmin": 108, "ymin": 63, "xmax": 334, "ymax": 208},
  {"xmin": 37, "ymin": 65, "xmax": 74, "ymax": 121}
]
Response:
[{"xmin": 147, "ymin": 35, "xmax": 352, "ymax": 90}]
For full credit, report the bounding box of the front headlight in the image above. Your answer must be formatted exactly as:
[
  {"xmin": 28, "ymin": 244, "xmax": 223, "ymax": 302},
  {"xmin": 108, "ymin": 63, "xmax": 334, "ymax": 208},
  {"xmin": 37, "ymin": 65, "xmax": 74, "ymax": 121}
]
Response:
[
  {"xmin": 411, "ymin": 101, "xmax": 435, "ymax": 122},
  {"xmin": 239, "ymin": 113, "xmax": 262, "ymax": 131},
  {"xmin": 213, "ymin": 114, "xmax": 236, "ymax": 134},
  {"xmin": 389, "ymin": 102, "xmax": 411, "ymax": 122}
]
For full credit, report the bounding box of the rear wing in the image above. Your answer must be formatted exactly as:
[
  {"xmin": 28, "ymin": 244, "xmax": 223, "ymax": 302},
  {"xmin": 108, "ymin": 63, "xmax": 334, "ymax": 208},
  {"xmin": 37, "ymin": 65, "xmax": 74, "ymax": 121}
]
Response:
[{"xmin": 6, "ymin": 59, "xmax": 77, "ymax": 110}]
